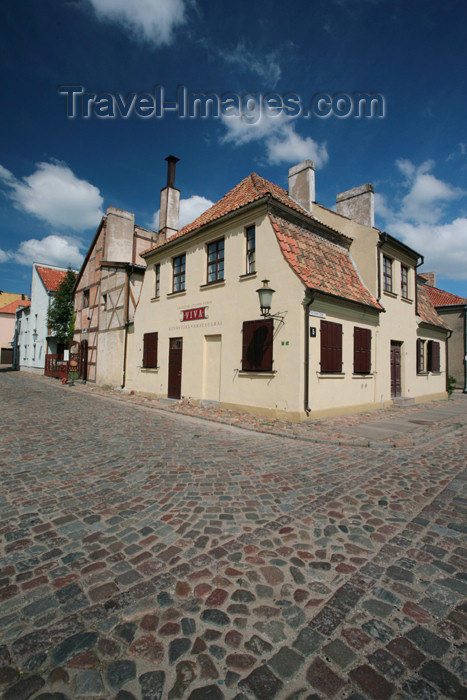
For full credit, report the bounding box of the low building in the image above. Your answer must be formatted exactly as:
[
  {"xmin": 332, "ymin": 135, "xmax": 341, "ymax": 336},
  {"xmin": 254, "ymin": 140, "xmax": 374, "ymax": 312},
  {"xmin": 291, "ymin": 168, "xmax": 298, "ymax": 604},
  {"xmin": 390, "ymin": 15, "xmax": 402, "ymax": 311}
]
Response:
[
  {"xmin": 123, "ymin": 159, "xmax": 449, "ymax": 421},
  {"xmin": 422, "ymin": 274, "xmax": 467, "ymax": 393},
  {"xmin": 13, "ymin": 264, "xmax": 70, "ymax": 373},
  {"xmin": 0, "ymin": 297, "xmax": 30, "ymax": 364},
  {"xmin": 73, "ymin": 207, "xmax": 156, "ymax": 384}
]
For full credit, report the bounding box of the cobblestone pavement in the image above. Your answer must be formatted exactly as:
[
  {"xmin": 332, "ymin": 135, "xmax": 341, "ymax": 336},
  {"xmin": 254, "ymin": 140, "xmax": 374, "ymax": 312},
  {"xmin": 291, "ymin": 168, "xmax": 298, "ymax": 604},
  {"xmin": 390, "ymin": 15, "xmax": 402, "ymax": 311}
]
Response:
[{"xmin": 0, "ymin": 372, "xmax": 466, "ymax": 700}]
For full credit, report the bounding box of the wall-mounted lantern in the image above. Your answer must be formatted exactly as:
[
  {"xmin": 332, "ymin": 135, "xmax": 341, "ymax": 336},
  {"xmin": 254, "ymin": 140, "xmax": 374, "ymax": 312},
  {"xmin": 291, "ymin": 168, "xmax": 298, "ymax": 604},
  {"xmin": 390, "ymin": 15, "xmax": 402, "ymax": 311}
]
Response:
[{"xmin": 256, "ymin": 279, "xmax": 275, "ymax": 317}]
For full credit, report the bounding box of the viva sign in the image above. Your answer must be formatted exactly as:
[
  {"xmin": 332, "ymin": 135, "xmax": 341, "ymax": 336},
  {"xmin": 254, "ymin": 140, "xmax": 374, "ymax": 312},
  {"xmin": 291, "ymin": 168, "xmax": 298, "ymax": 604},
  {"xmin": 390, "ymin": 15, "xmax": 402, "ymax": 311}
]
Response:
[{"xmin": 181, "ymin": 306, "xmax": 208, "ymax": 322}]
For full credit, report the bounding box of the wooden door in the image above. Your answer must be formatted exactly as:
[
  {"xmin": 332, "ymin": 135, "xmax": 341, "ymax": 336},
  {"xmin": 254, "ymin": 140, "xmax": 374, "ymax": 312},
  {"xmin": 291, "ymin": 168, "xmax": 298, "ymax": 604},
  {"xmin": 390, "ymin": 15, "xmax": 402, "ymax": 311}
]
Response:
[
  {"xmin": 168, "ymin": 337, "xmax": 183, "ymax": 399},
  {"xmin": 79, "ymin": 339, "xmax": 88, "ymax": 380},
  {"xmin": 390, "ymin": 341, "xmax": 401, "ymax": 397}
]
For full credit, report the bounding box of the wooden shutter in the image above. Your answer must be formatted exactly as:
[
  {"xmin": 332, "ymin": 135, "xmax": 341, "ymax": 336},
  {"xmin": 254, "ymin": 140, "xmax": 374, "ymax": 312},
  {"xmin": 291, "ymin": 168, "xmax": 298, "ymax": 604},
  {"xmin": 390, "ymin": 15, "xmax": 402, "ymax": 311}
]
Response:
[
  {"xmin": 143, "ymin": 332, "xmax": 158, "ymax": 368},
  {"xmin": 242, "ymin": 319, "xmax": 273, "ymax": 371},
  {"xmin": 320, "ymin": 320, "xmax": 342, "ymax": 373},
  {"xmin": 354, "ymin": 327, "xmax": 371, "ymax": 374},
  {"xmin": 428, "ymin": 340, "xmax": 440, "ymax": 372}
]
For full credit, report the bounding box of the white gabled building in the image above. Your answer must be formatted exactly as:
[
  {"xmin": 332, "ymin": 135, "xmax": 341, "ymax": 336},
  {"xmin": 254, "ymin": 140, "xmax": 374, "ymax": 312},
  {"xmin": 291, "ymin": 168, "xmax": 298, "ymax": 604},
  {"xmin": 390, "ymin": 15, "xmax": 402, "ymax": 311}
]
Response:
[{"xmin": 13, "ymin": 263, "xmax": 71, "ymax": 373}]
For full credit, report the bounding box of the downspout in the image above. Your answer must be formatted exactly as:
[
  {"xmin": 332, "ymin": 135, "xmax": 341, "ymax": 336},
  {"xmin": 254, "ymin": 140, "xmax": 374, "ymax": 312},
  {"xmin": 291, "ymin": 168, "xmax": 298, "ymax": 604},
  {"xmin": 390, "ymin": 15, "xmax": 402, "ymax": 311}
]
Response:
[
  {"xmin": 377, "ymin": 238, "xmax": 385, "ymax": 302},
  {"xmin": 414, "ymin": 254, "xmax": 424, "ymax": 317},
  {"xmin": 121, "ymin": 265, "xmax": 133, "ymax": 389},
  {"xmin": 302, "ymin": 289, "xmax": 315, "ymax": 416},
  {"xmin": 445, "ymin": 328, "xmax": 453, "ymax": 393},
  {"xmin": 464, "ymin": 305, "xmax": 467, "ymax": 393}
]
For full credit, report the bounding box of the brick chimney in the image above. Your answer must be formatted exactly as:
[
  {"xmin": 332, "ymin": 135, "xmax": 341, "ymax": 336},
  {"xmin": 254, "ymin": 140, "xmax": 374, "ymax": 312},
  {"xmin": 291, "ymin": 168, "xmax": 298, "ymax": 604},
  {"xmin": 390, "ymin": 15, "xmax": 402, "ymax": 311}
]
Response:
[
  {"xmin": 288, "ymin": 160, "xmax": 315, "ymax": 212},
  {"xmin": 420, "ymin": 272, "xmax": 436, "ymax": 287},
  {"xmin": 159, "ymin": 155, "xmax": 180, "ymax": 240},
  {"xmin": 336, "ymin": 184, "xmax": 374, "ymax": 228}
]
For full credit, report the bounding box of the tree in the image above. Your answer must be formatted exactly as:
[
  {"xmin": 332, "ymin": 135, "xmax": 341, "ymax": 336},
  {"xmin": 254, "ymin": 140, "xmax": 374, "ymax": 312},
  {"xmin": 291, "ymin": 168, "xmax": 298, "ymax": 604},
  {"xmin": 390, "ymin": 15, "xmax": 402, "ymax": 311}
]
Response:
[{"xmin": 47, "ymin": 267, "xmax": 76, "ymax": 348}]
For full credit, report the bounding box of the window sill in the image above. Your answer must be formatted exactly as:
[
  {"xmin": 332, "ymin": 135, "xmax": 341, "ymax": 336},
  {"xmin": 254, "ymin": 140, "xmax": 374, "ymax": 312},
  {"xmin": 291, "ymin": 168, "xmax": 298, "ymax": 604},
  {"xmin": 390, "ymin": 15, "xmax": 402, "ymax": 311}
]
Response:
[
  {"xmin": 141, "ymin": 366, "xmax": 159, "ymax": 372},
  {"xmin": 401, "ymin": 296, "xmax": 413, "ymax": 304},
  {"xmin": 383, "ymin": 290, "xmax": 398, "ymax": 299},
  {"xmin": 200, "ymin": 280, "xmax": 225, "ymax": 290},
  {"xmin": 430, "ymin": 371, "xmax": 441, "ymax": 375},
  {"xmin": 150, "ymin": 296, "xmax": 160, "ymax": 302},
  {"xmin": 167, "ymin": 290, "xmax": 186, "ymax": 298},
  {"xmin": 317, "ymin": 372, "xmax": 345, "ymax": 378},
  {"xmin": 239, "ymin": 272, "xmax": 257, "ymax": 281},
  {"xmin": 417, "ymin": 371, "xmax": 428, "ymax": 376},
  {"xmin": 238, "ymin": 370, "xmax": 276, "ymax": 376},
  {"xmin": 352, "ymin": 373, "xmax": 374, "ymax": 378}
]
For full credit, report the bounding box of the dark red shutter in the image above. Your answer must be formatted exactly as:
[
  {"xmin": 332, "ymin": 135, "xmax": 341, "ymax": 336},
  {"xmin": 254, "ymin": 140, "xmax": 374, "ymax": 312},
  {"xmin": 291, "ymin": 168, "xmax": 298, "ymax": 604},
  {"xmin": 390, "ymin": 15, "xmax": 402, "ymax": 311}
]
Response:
[
  {"xmin": 242, "ymin": 319, "xmax": 273, "ymax": 371},
  {"xmin": 354, "ymin": 327, "xmax": 371, "ymax": 373},
  {"xmin": 320, "ymin": 320, "xmax": 342, "ymax": 373},
  {"xmin": 143, "ymin": 332, "xmax": 158, "ymax": 368},
  {"xmin": 431, "ymin": 341, "xmax": 440, "ymax": 372}
]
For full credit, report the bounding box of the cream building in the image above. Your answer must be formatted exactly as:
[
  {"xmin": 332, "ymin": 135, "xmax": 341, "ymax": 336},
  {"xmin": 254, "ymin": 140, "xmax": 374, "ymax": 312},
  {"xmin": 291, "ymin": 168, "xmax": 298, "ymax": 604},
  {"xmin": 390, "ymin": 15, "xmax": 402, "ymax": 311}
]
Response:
[{"xmin": 123, "ymin": 159, "xmax": 449, "ymax": 421}]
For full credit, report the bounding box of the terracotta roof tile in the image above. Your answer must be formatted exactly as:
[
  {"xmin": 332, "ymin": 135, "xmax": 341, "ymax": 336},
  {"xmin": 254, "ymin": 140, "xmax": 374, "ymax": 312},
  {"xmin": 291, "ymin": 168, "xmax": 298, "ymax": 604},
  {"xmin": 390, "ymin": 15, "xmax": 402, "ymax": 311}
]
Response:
[
  {"xmin": 416, "ymin": 281, "xmax": 451, "ymax": 329},
  {"xmin": 269, "ymin": 213, "xmax": 382, "ymax": 310},
  {"xmin": 424, "ymin": 285, "xmax": 467, "ymax": 307},
  {"xmin": 143, "ymin": 173, "xmax": 315, "ymax": 254},
  {"xmin": 0, "ymin": 299, "xmax": 31, "ymax": 314},
  {"xmin": 36, "ymin": 266, "xmax": 70, "ymax": 292}
]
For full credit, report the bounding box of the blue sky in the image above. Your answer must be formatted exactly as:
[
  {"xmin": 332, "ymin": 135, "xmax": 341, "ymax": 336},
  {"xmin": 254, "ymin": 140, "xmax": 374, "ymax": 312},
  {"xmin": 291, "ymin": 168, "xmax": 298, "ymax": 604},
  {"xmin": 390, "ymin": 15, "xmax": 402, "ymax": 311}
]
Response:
[{"xmin": 1, "ymin": 0, "xmax": 466, "ymax": 298}]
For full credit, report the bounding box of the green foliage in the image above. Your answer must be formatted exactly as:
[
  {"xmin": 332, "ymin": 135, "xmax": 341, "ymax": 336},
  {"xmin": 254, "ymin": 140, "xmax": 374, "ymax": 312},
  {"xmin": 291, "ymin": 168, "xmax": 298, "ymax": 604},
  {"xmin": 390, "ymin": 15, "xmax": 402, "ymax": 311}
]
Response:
[
  {"xmin": 447, "ymin": 375, "xmax": 456, "ymax": 396},
  {"xmin": 47, "ymin": 268, "xmax": 76, "ymax": 348}
]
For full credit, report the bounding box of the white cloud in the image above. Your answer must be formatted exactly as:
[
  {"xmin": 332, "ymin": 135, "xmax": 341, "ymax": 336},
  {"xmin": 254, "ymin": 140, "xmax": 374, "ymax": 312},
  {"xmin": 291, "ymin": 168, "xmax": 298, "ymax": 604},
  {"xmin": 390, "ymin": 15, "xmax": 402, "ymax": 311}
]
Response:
[
  {"xmin": 396, "ymin": 159, "xmax": 464, "ymax": 224},
  {"xmin": 375, "ymin": 159, "xmax": 467, "ymax": 280},
  {"xmin": 13, "ymin": 235, "xmax": 84, "ymax": 269},
  {"xmin": 0, "ymin": 161, "xmax": 103, "ymax": 231},
  {"xmin": 86, "ymin": 0, "xmax": 187, "ymax": 46},
  {"xmin": 152, "ymin": 194, "xmax": 214, "ymax": 230},
  {"xmin": 220, "ymin": 42, "xmax": 282, "ymax": 87},
  {"xmin": 0, "ymin": 248, "xmax": 10, "ymax": 263},
  {"xmin": 221, "ymin": 111, "xmax": 329, "ymax": 168}
]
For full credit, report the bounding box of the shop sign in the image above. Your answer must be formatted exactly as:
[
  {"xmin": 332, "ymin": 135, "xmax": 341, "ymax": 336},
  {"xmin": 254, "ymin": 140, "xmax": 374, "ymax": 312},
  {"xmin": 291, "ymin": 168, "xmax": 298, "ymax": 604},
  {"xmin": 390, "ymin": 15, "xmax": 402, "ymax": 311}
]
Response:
[{"xmin": 181, "ymin": 306, "xmax": 208, "ymax": 322}]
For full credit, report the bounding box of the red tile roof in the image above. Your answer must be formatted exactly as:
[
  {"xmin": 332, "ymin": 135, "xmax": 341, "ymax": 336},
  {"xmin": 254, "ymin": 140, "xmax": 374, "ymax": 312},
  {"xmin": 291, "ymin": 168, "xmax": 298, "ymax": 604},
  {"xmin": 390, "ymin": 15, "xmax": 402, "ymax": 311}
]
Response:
[
  {"xmin": 0, "ymin": 299, "xmax": 31, "ymax": 314},
  {"xmin": 270, "ymin": 214, "xmax": 382, "ymax": 310},
  {"xmin": 424, "ymin": 285, "xmax": 467, "ymax": 307},
  {"xmin": 143, "ymin": 173, "xmax": 320, "ymax": 254},
  {"xmin": 416, "ymin": 281, "xmax": 451, "ymax": 329},
  {"xmin": 36, "ymin": 266, "xmax": 69, "ymax": 292}
]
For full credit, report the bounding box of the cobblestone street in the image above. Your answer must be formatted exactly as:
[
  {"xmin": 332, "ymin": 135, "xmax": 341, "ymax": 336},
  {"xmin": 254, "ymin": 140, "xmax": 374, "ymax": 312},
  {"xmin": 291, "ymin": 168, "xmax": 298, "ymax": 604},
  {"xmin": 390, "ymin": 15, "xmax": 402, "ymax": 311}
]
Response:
[{"xmin": 0, "ymin": 371, "xmax": 466, "ymax": 700}]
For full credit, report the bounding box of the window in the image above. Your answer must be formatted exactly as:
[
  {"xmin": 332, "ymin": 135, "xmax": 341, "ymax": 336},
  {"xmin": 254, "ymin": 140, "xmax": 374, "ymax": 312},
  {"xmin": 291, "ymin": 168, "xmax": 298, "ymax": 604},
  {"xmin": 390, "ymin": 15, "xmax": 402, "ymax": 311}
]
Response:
[
  {"xmin": 83, "ymin": 289, "xmax": 90, "ymax": 307},
  {"xmin": 154, "ymin": 264, "xmax": 160, "ymax": 298},
  {"xmin": 246, "ymin": 226, "xmax": 255, "ymax": 274},
  {"xmin": 320, "ymin": 320, "xmax": 343, "ymax": 373},
  {"xmin": 401, "ymin": 265, "xmax": 409, "ymax": 299},
  {"xmin": 427, "ymin": 340, "xmax": 440, "ymax": 372},
  {"xmin": 383, "ymin": 256, "xmax": 393, "ymax": 293},
  {"xmin": 207, "ymin": 238, "xmax": 224, "ymax": 283},
  {"xmin": 417, "ymin": 339, "xmax": 425, "ymax": 374},
  {"xmin": 354, "ymin": 327, "xmax": 371, "ymax": 374},
  {"xmin": 102, "ymin": 293, "xmax": 107, "ymax": 310},
  {"xmin": 242, "ymin": 319, "xmax": 273, "ymax": 372},
  {"xmin": 143, "ymin": 332, "xmax": 158, "ymax": 368},
  {"xmin": 173, "ymin": 254, "xmax": 186, "ymax": 293}
]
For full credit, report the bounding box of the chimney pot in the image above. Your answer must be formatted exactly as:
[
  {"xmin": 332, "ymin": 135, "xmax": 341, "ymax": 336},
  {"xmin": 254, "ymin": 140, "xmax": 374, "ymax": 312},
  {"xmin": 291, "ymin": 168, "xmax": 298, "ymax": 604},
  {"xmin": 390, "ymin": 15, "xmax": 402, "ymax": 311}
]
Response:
[{"xmin": 166, "ymin": 155, "xmax": 179, "ymax": 188}]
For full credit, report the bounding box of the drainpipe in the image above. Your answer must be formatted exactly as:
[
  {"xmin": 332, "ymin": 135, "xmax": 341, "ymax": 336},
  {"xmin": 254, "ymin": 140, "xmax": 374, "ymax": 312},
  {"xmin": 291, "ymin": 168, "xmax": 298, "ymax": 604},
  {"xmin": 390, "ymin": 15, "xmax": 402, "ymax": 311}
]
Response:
[
  {"xmin": 464, "ymin": 305, "xmax": 467, "ymax": 393},
  {"xmin": 302, "ymin": 289, "xmax": 315, "ymax": 415},
  {"xmin": 445, "ymin": 328, "xmax": 453, "ymax": 393},
  {"xmin": 121, "ymin": 265, "xmax": 133, "ymax": 389},
  {"xmin": 414, "ymin": 254, "xmax": 424, "ymax": 317},
  {"xmin": 376, "ymin": 238, "xmax": 385, "ymax": 302}
]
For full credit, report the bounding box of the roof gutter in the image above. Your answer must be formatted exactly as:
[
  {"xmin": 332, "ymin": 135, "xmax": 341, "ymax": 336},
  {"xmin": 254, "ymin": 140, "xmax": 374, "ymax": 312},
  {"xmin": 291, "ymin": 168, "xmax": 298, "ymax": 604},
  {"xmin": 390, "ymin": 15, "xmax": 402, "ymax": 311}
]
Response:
[{"xmin": 142, "ymin": 196, "xmax": 271, "ymax": 259}]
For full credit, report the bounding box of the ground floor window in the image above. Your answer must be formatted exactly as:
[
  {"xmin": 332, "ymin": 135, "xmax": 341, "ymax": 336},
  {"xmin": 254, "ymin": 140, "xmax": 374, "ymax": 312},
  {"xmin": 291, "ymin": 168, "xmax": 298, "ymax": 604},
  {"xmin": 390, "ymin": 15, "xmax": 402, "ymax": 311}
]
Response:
[
  {"xmin": 242, "ymin": 318, "xmax": 273, "ymax": 371},
  {"xmin": 143, "ymin": 332, "xmax": 158, "ymax": 368},
  {"xmin": 320, "ymin": 320, "xmax": 342, "ymax": 373}
]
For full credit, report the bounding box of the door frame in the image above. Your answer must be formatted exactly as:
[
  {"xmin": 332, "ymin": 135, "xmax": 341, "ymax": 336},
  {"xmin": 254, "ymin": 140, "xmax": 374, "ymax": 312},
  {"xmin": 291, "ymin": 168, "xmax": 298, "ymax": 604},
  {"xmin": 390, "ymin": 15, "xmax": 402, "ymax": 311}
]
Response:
[{"xmin": 390, "ymin": 340, "xmax": 402, "ymax": 398}]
